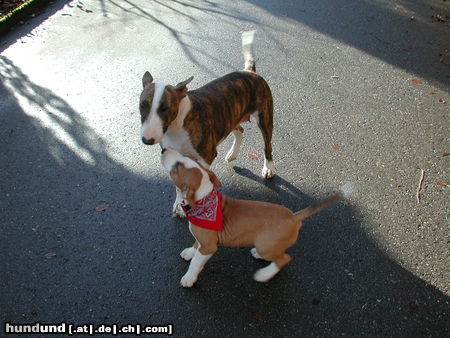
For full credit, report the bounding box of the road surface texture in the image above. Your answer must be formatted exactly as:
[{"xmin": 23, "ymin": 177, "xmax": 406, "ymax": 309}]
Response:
[{"xmin": 1, "ymin": 0, "xmax": 449, "ymax": 336}]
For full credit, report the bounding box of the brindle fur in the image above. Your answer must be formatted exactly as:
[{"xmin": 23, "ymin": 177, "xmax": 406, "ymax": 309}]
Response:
[{"xmin": 183, "ymin": 71, "xmax": 273, "ymax": 164}]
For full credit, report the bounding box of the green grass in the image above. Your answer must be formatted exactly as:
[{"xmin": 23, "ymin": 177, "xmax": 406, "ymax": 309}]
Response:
[{"xmin": 0, "ymin": 0, "xmax": 40, "ymax": 24}]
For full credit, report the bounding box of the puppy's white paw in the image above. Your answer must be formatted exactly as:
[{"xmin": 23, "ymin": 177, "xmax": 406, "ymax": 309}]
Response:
[
  {"xmin": 180, "ymin": 247, "xmax": 196, "ymax": 261},
  {"xmin": 180, "ymin": 273, "xmax": 197, "ymax": 288},
  {"xmin": 251, "ymin": 248, "xmax": 263, "ymax": 260},
  {"xmin": 253, "ymin": 263, "xmax": 280, "ymax": 282},
  {"xmin": 172, "ymin": 202, "xmax": 186, "ymax": 218},
  {"xmin": 261, "ymin": 160, "xmax": 275, "ymax": 179}
]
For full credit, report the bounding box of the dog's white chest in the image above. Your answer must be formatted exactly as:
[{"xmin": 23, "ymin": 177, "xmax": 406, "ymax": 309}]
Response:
[
  {"xmin": 160, "ymin": 96, "xmax": 209, "ymax": 168},
  {"xmin": 161, "ymin": 127, "xmax": 204, "ymax": 164}
]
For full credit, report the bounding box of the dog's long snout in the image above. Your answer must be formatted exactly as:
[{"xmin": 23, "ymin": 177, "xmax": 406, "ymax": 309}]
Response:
[{"xmin": 142, "ymin": 137, "xmax": 155, "ymax": 145}]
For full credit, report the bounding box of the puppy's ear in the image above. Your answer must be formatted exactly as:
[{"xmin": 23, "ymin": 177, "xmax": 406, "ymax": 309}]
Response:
[
  {"xmin": 186, "ymin": 185, "xmax": 196, "ymax": 207},
  {"xmin": 207, "ymin": 169, "xmax": 222, "ymax": 187},
  {"xmin": 175, "ymin": 76, "xmax": 194, "ymax": 98},
  {"xmin": 142, "ymin": 71, "xmax": 153, "ymax": 88}
]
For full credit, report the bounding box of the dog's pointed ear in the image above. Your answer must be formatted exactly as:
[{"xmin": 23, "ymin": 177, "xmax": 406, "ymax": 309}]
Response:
[
  {"xmin": 175, "ymin": 76, "xmax": 194, "ymax": 98},
  {"xmin": 186, "ymin": 185, "xmax": 196, "ymax": 207},
  {"xmin": 142, "ymin": 71, "xmax": 153, "ymax": 88},
  {"xmin": 207, "ymin": 169, "xmax": 222, "ymax": 187}
]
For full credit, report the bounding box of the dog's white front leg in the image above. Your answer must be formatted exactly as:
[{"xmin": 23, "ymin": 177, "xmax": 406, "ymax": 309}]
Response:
[
  {"xmin": 180, "ymin": 250, "xmax": 212, "ymax": 288},
  {"xmin": 180, "ymin": 247, "xmax": 196, "ymax": 261},
  {"xmin": 172, "ymin": 187, "xmax": 185, "ymax": 218},
  {"xmin": 225, "ymin": 129, "xmax": 243, "ymax": 162}
]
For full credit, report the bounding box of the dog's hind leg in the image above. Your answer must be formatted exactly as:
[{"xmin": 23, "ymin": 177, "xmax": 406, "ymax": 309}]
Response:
[
  {"xmin": 225, "ymin": 126, "xmax": 244, "ymax": 162},
  {"xmin": 250, "ymin": 247, "xmax": 263, "ymax": 260},
  {"xmin": 253, "ymin": 253, "xmax": 291, "ymax": 282}
]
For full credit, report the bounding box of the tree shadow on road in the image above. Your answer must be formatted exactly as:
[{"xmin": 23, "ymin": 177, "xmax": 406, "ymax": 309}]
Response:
[
  {"xmin": 0, "ymin": 54, "xmax": 174, "ymax": 329},
  {"xmin": 246, "ymin": 0, "xmax": 450, "ymax": 91}
]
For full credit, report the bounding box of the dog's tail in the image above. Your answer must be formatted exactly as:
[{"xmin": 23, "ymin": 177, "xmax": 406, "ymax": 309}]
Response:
[
  {"xmin": 293, "ymin": 182, "xmax": 356, "ymax": 223},
  {"xmin": 242, "ymin": 30, "xmax": 256, "ymax": 72}
]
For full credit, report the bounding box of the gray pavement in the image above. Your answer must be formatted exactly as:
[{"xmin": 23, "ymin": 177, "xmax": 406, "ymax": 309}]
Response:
[{"xmin": 1, "ymin": 0, "xmax": 449, "ymax": 336}]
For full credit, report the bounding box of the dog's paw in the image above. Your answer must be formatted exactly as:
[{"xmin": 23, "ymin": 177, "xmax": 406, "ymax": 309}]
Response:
[
  {"xmin": 180, "ymin": 273, "xmax": 197, "ymax": 288},
  {"xmin": 253, "ymin": 263, "xmax": 280, "ymax": 283},
  {"xmin": 251, "ymin": 248, "xmax": 263, "ymax": 260},
  {"xmin": 180, "ymin": 247, "xmax": 196, "ymax": 261},
  {"xmin": 261, "ymin": 161, "xmax": 275, "ymax": 179},
  {"xmin": 225, "ymin": 151, "xmax": 238, "ymax": 162},
  {"xmin": 172, "ymin": 203, "xmax": 186, "ymax": 218}
]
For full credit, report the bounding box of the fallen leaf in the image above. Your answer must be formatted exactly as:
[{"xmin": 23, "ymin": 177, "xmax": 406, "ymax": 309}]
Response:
[
  {"xmin": 351, "ymin": 114, "xmax": 359, "ymax": 118},
  {"xmin": 438, "ymin": 58, "xmax": 450, "ymax": 66},
  {"xmin": 396, "ymin": 184, "xmax": 403, "ymax": 188},
  {"xmin": 331, "ymin": 142, "xmax": 340, "ymax": 150},
  {"xmin": 247, "ymin": 152, "xmax": 260, "ymax": 159},
  {"xmin": 436, "ymin": 181, "xmax": 447, "ymax": 186},
  {"xmin": 428, "ymin": 92, "xmax": 436, "ymax": 96},
  {"xmin": 438, "ymin": 98, "xmax": 444, "ymax": 103},
  {"xmin": 330, "ymin": 75, "xmax": 339, "ymax": 79},
  {"xmin": 44, "ymin": 252, "xmax": 56, "ymax": 259},
  {"xmin": 409, "ymin": 302, "xmax": 418, "ymax": 314},
  {"xmin": 441, "ymin": 153, "xmax": 449, "ymax": 157},
  {"xmin": 410, "ymin": 79, "xmax": 422, "ymax": 84},
  {"xmin": 251, "ymin": 313, "xmax": 262, "ymax": 320},
  {"xmin": 95, "ymin": 203, "xmax": 110, "ymax": 212}
]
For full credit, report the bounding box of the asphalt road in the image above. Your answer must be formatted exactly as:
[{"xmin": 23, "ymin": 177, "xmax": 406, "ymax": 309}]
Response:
[{"xmin": 1, "ymin": 0, "xmax": 449, "ymax": 336}]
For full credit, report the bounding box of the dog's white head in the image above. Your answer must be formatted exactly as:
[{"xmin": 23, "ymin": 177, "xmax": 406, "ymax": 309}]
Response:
[
  {"xmin": 140, "ymin": 72, "xmax": 193, "ymax": 145},
  {"xmin": 161, "ymin": 148, "xmax": 221, "ymax": 206}
]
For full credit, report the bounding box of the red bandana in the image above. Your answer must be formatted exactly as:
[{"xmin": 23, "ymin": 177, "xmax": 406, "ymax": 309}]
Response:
[{"xmin": 181, "ymin": 190, "xmax": 223, "ymax": 231}]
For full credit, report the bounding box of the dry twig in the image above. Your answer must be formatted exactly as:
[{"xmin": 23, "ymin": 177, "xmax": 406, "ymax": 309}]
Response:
[{"xmin": 416, "ymin": 169, "xmax": 425, "ymax": 203}]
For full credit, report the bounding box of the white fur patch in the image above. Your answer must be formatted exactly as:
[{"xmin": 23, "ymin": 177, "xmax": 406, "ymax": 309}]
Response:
[
  {"xmin": 253, "ymin": 262, "xmax": 280, "ymax": 282},
  {"xmin": 250, "ymin": 248, "xmax": 263, "ymax": 260},
  {"xmin": 242, "ymin": 30, "xmax": 255, "ymax": 61},
  {"xmin": 180, "ymin": 250, "xmax": 213, "ymax": 288},
  {"xmin": 141, "ymin": 82, "xmax": 166, "ymax": 143}
]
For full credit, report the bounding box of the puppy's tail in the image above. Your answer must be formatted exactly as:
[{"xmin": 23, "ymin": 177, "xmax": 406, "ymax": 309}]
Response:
[
  {"xmin": 293, "ymin": 182, "xmax": 356, "ymax": 223},
  {"xmin": 242, "ymin": 30, "xmax": 256, "ymax": 72}
]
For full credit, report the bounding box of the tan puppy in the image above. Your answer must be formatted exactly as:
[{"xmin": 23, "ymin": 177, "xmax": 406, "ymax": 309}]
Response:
[{"xmin": 161, "ymin": 148, "xmax": 354, "ymax": 287}]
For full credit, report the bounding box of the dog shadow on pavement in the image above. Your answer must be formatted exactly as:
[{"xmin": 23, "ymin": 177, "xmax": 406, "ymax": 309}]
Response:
[{"xmin": 171, "ymin": 165, "xmax": 450, "ymax": 336}]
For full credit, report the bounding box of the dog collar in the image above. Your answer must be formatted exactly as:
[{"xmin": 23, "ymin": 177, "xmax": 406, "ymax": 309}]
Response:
[{"xmin": 181, "ymin": 190, "xmax": 223, "ymax": 231}]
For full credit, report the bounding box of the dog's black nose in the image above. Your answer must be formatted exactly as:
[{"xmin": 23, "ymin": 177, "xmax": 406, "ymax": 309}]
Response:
[
  {"xmin": 161, "ymin": 148, "xmax": 167, "ymax": 154},
  {"xmin": 142, "ymin": 137, "xmax": 155, "ymax": 145}
]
